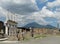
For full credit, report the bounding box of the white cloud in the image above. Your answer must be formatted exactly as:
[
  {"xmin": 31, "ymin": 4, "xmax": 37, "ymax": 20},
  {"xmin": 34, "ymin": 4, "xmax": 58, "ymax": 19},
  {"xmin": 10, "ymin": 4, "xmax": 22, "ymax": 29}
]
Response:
[
  {"xmin": 55, "ymin": 7, "xmax": 60, "ymax": 12},
  {"xmin": 22, "ymin": 6, "xmax": 54, "ymax": 25},
  {"xmin": 0, "ymin": 0, "xmax": 39, "ymax": 15},
  {"xmin": 31, "ymin": 0, "xmax": 36, "ymax": 4},
  {"xmin": 16, "ymin": 0, "xmax": 60, "ymax": 26},
  {"xmin": 0, "ymin": 6, "xmax": 7, "ymax": 17},
  {"xmin": 12, "ymin": 0, "xmax": 36, "ymax": 4},
  {"xmin": 17, "ymin": 6, "xmax": 60, "ymax": 26},
  {"xmin": 47, "ymin": 0, "xmax": 60, "ymax": 8},
  {"xmin": 0, "ymin": 0, "xmax": 60, "ymax": 27},
  {"xmin": 37, "ymin": 0, "xmax": 48, "ymax": 3},
  {"xmin": 46, "ymin": 0, "xmax": 60, "ymax": 23},
  {"xmin": 54, "ymin": 11, "xmax": 60, "ymax": 19},
  {"xmin": 40, "ymin": 6, "xmax": 55, "ymax": 17},
  {"xmin": 13, "ymin": 0, "xmax": 31, "ymax": 4},
  {"xmin": 0, "ymin": 0, "xmax": 39, "ymax": 25},
  {"xmin": 33, "ymin": 6, "xmax": 55, "ymax": 25}
]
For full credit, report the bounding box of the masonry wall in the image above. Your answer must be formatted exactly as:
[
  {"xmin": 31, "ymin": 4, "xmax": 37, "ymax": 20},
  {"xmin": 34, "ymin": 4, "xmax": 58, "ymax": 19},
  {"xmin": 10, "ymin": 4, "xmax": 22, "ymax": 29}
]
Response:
[{"xmin": 8, "ymin": 28, "xmax": 60, "ymax": 41}]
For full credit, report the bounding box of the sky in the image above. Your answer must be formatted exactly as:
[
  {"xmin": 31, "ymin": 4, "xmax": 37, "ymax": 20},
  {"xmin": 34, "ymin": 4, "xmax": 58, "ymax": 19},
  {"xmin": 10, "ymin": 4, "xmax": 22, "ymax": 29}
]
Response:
[{"xmin": 0, "ymin": 0, "xmax": 60, "ymax": 27}]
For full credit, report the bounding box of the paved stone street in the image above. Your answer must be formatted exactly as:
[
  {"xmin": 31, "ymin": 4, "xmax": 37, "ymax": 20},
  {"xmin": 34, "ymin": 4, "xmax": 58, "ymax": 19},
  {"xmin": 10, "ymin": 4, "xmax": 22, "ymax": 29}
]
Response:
[{"xmin": 0, "ymin": 36, "xmax": 60, "ymax": 44}]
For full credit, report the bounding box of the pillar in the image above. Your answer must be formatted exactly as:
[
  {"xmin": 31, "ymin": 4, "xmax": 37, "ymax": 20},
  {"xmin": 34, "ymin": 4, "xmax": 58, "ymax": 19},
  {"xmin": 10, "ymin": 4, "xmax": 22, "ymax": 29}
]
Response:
[{"xmin": 5, "ymin": 26, "xmax": 8, "ymax": 35}]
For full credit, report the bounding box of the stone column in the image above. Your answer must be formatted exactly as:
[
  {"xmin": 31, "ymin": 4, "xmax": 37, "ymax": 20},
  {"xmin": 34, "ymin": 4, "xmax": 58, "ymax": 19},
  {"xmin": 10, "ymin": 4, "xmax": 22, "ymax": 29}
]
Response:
[{"xmin": 5, "ymin": 25, "xmax": 8, "ymax": 36}]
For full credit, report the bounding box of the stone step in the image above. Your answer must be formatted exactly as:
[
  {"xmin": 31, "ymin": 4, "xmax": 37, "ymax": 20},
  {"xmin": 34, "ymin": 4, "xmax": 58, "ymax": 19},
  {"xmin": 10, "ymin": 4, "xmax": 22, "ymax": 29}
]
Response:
[{"xmin": 0, "ymin": 38, "xmax": 8, "ymax": 41}]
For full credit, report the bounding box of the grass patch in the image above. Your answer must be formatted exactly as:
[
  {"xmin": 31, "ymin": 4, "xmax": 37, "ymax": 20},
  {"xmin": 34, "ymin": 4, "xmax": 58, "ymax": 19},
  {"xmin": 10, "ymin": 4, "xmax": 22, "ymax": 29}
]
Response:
[{"xmin": 34, "ymin": 34, "xmax": 47, "ymax": 39}]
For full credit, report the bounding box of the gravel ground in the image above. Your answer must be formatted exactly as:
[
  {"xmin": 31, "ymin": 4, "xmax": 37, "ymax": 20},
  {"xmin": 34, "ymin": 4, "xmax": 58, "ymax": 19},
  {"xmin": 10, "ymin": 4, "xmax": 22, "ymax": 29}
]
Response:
[{"xmin": 0, "ymin": 36, "xmax": 60, "ymax": 44}]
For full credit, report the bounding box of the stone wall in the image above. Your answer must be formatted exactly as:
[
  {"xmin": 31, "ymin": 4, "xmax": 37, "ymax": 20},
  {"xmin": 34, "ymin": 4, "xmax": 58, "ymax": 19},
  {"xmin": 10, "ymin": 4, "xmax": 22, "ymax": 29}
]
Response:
[{"xmin": 8, "ymin": 28, "xmax": 60, "ymax": 41}]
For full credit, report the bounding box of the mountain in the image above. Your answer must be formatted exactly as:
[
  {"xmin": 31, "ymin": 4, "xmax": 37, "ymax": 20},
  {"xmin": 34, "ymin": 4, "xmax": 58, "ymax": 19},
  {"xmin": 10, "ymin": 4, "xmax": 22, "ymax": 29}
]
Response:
[
  {"xmin": 24, "ymin": 22, "xmax": 44, "ymax": 28},
  {"xmin": 44, "ymin": 25, "xmax": 56, "ymax": 29},
  {"xmin": 23, "ymin": 22, "xmax": 56, "ymax": 29}
]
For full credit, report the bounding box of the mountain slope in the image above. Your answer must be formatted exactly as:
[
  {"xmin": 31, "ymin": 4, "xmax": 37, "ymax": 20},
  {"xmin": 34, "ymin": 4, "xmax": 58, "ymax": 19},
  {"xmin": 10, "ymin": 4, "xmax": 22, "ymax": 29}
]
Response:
[
  {"xmin": 45, "ymin": 25, "xmax": 56, "ymax": 29},
  {"xmin": 24, "ymin": 22, "xmax": 44, "ymax": 28},
  {"xmin": 23, "ymin": 22, "xmax": 56, "ymax": 29}
]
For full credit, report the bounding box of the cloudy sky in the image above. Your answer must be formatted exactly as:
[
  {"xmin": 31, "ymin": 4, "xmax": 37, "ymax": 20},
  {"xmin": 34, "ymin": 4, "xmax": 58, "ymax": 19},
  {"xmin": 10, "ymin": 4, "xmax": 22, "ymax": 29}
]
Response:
[{"xmin": 0, "ymin": 0, "xmax": 60, "ymax": 27}]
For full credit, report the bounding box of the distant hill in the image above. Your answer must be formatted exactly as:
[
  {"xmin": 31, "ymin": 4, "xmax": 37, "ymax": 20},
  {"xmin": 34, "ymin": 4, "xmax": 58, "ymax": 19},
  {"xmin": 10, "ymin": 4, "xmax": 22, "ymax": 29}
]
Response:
[
  {"xmin": 24, "ymin": 22, "xmax": 44, "ymax": 28},
  {"xmin": 23, "ymin": 22, "xmax": 56, "ymax": 29},
  {"xmin": 44, "ymin": 25, "xmax": 56, "ymax": 29}
]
